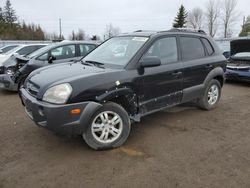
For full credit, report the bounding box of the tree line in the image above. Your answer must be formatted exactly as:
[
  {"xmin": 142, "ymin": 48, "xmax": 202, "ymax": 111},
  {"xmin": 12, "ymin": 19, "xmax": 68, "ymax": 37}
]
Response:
[
  {"xmin": 173, "ymin": 0, "xmax": 250, "ymax": 38},
  {"xmin": 1, "ymin": 0, "xmax": 249, "ymax": 41},
  {"xmin": 0, "ymin": 0, "xmax": 46, "ymax": 40}
]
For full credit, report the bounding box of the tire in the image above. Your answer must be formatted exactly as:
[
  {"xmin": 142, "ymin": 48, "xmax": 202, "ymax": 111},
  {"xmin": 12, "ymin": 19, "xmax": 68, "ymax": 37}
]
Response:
[
  {"xmin": 82, "ymin": 102, "xmax": 131, "ymax": 150},
  {"xmin": 198, "ymin": 79, "xmax": 221, "ymax": 111}
]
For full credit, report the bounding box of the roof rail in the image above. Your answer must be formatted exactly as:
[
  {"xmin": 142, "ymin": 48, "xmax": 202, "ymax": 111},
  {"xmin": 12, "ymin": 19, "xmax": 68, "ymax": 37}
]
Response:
[
  {"xmin": 161, "ymin": 28, "xmax": 207, "ymax": 35},
  {"xmin": 134, "ymin": 30, "xmax": 156, "ymax": 33}
]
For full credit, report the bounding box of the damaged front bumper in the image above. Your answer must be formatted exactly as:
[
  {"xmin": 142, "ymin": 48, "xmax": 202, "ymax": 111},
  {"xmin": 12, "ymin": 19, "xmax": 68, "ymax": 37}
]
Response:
[
  {"xmin": 20, "ymin": 88, "xmax": 102, "ymax": 136},
  {"xmin": 0, "ymin": 74, "xmax": 18, "ymax": 91}
]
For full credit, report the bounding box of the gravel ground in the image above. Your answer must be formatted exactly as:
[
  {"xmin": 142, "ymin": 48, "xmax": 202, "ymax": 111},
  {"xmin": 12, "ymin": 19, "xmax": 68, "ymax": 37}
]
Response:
[{"xmin": 0, "ymin": 82, "xmax": 250, "ymax": 188}]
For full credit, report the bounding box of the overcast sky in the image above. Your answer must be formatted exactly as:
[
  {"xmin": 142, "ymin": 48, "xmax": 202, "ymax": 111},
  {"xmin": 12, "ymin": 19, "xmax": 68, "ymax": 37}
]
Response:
[{"xmin": 3, "ymin": 0, "xmax": 250, "ymax": 39}]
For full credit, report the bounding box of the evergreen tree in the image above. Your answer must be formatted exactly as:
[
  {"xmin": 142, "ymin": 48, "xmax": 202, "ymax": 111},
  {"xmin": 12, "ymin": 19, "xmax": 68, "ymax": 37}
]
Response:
[
  {"xmin": 0, "ymin": 1, "xmax": 46, "ymax": 40},
  {"xmin": 0, "ymin": 7, "xmax": 5, "ymax": 23},
  {"xmin": 3, "ymin": 0, "xmax": 17, "ymax": 24},
  {"xmin": 173, "ymin": 5, "xmax": 188, "ymax": 28},
  {"xmin": 239, "ymin": 16, "xmax": 250, "ymax": 37}
]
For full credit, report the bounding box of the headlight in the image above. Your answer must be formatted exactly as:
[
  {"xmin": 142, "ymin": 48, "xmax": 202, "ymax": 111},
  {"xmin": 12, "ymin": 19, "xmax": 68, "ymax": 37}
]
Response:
[
  {"xmin": 5, "ymin": 67, "xmax": 14, "ymax": 75},
  {"xmin": 43, "ymin": 83, "xmax": 72, "ymax": 104}
]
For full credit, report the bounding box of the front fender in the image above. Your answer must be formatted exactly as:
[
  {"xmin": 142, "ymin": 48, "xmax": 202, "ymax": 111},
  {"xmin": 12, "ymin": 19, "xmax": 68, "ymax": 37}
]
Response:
[{"xmin": 79, "ymin": 102, "xmax": 102, "ymax": 132}]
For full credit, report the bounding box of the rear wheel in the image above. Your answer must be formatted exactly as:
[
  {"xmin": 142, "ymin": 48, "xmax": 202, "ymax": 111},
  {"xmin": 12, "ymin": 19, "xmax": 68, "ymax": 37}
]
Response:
[
  {"xmin": 198, "ymin": 79, "xmax": 221, "ymax": 110},
  {"xmin": 83, "ymin": 102, "xmax": 131, "ymax": 150}
]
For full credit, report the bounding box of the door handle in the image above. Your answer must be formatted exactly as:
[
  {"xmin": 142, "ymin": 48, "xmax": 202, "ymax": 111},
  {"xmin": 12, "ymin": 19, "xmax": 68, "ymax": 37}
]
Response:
[{"xmin": 172, "ymin": 71, "xmax": 182, "ymax": 76}]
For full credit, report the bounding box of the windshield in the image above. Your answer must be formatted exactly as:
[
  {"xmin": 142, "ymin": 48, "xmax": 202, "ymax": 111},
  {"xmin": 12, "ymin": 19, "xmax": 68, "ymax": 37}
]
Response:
[
  {"xmin": 4, "ymin": 45, "xmax": 23, "ymax": 55},
  {"xmin": 26, "ymin": 45, "xmax": 52, "ymax": 58},
  {"xmin": 84, "ymin": 36, "xmax": 149, "ymax": 67},
  {"xmin": 234, "ymin": 52, "xmax": 250, "ymax": 57},
  {"xmin": 0, "ymin": 45, "xmax": 19, "ymax": 54}
]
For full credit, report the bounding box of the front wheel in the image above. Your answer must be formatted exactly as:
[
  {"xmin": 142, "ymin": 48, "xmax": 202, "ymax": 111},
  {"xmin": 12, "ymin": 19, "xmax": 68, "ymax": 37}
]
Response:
[
  {"xmin": 83, "ymin": 102, "xmax": 131, "ymax": 150},
  {"xmin": 198, "ymin": 79, "xmax": 221, "ymax": 110}
]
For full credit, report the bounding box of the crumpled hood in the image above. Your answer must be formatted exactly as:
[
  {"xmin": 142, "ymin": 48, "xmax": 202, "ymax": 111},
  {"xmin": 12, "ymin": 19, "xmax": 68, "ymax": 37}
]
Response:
[
  {"xmin": 231, "ymin": 39, "xmax": 250, "ymax": 55},
  {"xmin": 3, "ymin": 54, "xmax": 30, "ymax": 68}
]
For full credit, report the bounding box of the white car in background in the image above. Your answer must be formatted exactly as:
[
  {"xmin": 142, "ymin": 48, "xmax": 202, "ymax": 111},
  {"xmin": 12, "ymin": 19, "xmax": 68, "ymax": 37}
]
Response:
[
  {"xmin": 0, "ymin": 45, "xmax": 20, "ymax": 54},
  {"xmin": 0, "ymin": 44, "xmax": 47, "ymax": 66}
]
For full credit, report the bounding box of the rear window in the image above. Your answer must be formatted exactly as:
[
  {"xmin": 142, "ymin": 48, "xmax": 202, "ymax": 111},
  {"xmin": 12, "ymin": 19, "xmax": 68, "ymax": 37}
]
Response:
[
  {"xmin": 180, "ymin": 37, "xmax": 206, "ymax": 61},
  {"xmin": 201, "ymin": 38, "xmax": 214, "ymax": 56}
]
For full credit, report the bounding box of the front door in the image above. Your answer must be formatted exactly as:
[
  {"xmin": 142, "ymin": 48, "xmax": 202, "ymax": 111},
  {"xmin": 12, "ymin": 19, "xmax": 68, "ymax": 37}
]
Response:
[
  {"xmin": 50, "ymin": 44, "xmax": 77, "ymax": 64},
  {"xmin": 139, "ymin": 36, "xmax": 183, "ymax": 114}
]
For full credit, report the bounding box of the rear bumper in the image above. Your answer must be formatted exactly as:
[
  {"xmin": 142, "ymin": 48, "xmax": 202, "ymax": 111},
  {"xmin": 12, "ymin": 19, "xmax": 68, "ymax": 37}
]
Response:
[
  {"xmin": 225, "ymin": 69, "xmax": 250, "ymax": 83},
  {"xmin": 20, "ymin": 88, "xmax": 102, "ymax": 136},
  {"xmin": 0, "ymin": 74, "xmax": 18, "ymax": 91}
]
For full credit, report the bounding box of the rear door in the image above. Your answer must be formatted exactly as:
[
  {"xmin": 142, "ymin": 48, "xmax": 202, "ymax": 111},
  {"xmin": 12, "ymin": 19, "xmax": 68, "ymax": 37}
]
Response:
[
  {"xmin": 139, "ymin": 36, "xmax": 183, "ymax": 113},
  {"xmin": 180, "ymin": 36, "xmax": 215, "ymax": 101}
]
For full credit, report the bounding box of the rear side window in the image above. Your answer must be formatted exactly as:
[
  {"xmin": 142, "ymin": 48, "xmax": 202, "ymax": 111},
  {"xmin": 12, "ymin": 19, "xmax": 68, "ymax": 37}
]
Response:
[
  {"xmin": 201, "ymin": 38, "xmax": 214, "ymax": 56},
  {"xmin": 80, "ymin": 44, "xmax": 96, "ymax": 57},
  {"xmin": 144, "ymin": 37, "xmax": 178, "ymax": 65},
  {"xmin": 180, "ymin": 37, "xmax": 205, "ymax": 61}
]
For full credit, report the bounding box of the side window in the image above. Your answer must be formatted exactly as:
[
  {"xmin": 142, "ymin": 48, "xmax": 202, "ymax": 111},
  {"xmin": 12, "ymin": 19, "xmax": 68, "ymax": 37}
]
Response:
[
  {"xmin": 16, "ymin": 46, "xmax": 38, "ymax": 56},
  {"xmin": 180, "ymin": 37, "xmax": 206, "ymax": 61},
  {"xmin": 201, "ymin": 38, "xmax": 214, "ymax": 56},
  {"xmin": 51, "ymin": 45, "xmax": 76, "ymax": 60},
  {"xmin": 144, "ymin": 37, "xmax": 178, "ymax": 65},
  {"xmin": 80, "ymin": 44, "xmax": 96, "ymax": 57}
]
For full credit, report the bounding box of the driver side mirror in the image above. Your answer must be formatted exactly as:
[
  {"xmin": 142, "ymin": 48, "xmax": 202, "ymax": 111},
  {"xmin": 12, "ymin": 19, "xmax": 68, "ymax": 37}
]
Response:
[
  {"xmin": 48, "ymin": 55, "xmax": 56, "ymax": 64},
  {"xmin": 139, "ymin": 56, "xmax": 161, "ymax": 68},
  {"xmin": 0, "ymin": 49, "xmax": 3, "ymax": 54}
]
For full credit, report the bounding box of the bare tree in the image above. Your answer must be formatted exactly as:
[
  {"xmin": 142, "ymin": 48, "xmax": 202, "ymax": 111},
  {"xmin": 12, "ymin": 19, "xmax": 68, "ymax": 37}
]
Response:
[
  {"xmin": 221, "ymin": 0, "xmax": 238, "ymax": 38},
  {"xmin": 188, "ymin": 8, "xmax": 204, "ymax": 29},
  {"xmin": 205, "ymin": 0, "xmax": 221, "ymax": 37},
  {"xmin": 69, "ymin": 29, "xmax": 86, "ymax": 40},
  {"xmin": 104, "ymin": 23, "xmax": 121, "ymax": 40},
  {"xmin": 45, "ymin": 32, "xmax": 64, "ymax": 41}
]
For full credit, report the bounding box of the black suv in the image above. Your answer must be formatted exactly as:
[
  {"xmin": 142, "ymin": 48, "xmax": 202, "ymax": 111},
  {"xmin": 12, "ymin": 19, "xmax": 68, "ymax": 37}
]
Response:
[{"xmin": 20, "ymin": 29, "xmax": 226, "ymax": 150}]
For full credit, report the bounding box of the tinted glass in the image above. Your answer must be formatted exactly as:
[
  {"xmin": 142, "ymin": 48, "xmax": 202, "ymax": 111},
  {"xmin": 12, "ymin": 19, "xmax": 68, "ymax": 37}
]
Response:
[
  {"xmin": 144, "ymin": 37, "xmax": 178, "ymax": 64},
  {"xmin": 80, "ymin": 44, "xmax": 96, "ymax": 57},
  {"xmin": 51, "ymin": 45, "xmax": 76, "ymax": 60},
  {"xmin": 201, "ymin": 38, "xmax": 214, "ymax": 56},
  {"xmin": 180, "ymin": 37, "xmax": 205, "ymax": 61}
]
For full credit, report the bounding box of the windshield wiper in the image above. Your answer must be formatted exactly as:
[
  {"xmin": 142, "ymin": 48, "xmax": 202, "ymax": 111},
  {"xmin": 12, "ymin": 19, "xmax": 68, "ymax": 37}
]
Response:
[{"xmin": 81, "ymin": 60, "xmax": 104, "ymax": 68}]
